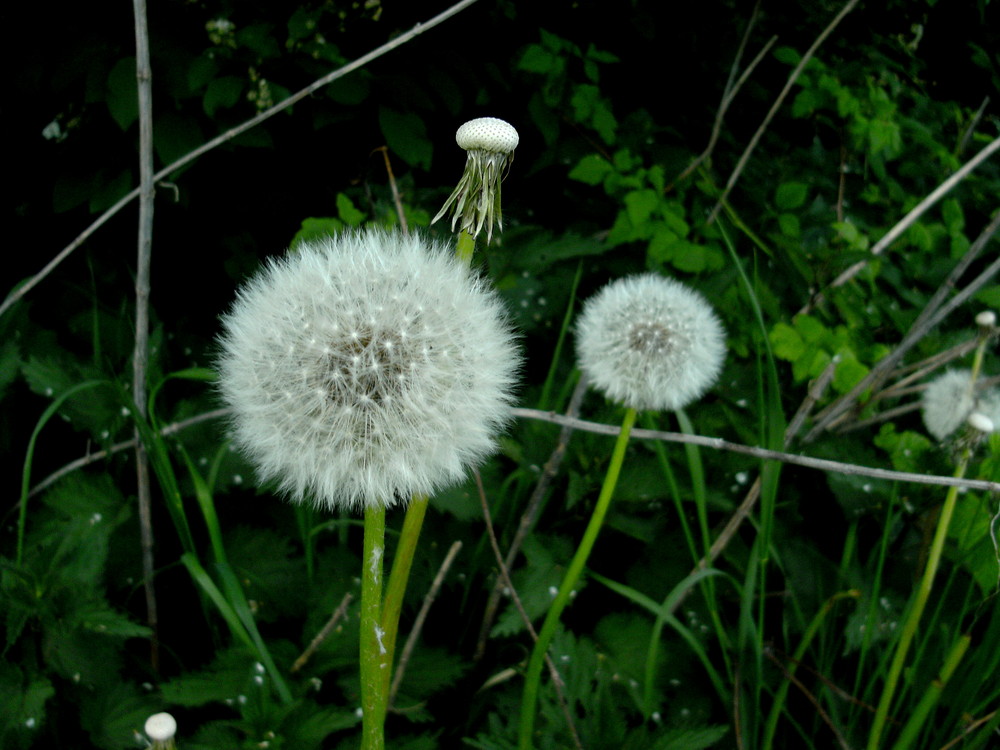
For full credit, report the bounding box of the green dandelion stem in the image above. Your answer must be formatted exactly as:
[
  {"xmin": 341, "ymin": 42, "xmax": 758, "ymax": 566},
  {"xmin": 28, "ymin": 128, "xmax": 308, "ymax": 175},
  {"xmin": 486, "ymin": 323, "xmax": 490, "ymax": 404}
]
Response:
[
  {"xmin": 379, "ymin": 493, "xmax": 429, "ymax": 701},
  {"xmin": 361, "ymin": 505, "xmax": 388, "ymax": 750},
  {"xmin": 867, "ymin": 451, "xmax": 970, "ymax": 750},
  {"xmin": 518, "ymin": 406, "xmax": 638, "ymax": 750},
  {"xmin": 457, "ymin": 230, "xmax": 475, "ymax": 265}
]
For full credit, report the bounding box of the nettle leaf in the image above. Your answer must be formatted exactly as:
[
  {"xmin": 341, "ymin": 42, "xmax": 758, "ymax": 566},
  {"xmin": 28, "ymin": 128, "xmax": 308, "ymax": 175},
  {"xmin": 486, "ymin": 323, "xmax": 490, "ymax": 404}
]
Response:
[
  {"xmin": 226, "ymin": 526, "xmax": 305, "ymax": 621},
  {"xmin": 21, "ymin": 355, "xmax": 119, "ymax": 439},
  {"xmin": 492, "ymin": 534, "xmax": 575, "ymax": 638},
  {"xmin": 395, "ymin": 645, "xmax": 468, "ymax": 698},
  {"xmin": 947, "ymin": 493, "xmax": 1000, "ymax": 595},
  {"xmin": 203, "ymin": 75, "xmax": 244, "ymax": 117},
  {"xmin": 43, "ymin": 619, "xmax": 123, "ymax": 688},
  {"xmin": 73, "ymin": 602, "xmax": 151, "ymax": 639},
  {"xmin": 651, "ymin": 725, "xmax": 730, "ymax": 750},
  {"xmin": 79, "ymin": 681, "xmax": 157, "ymax": 750},
  {"xmin": 0, "ymin": 664, "xmax": 54, "ymax": 740},
  {"xmin": 873, "ymin": 424, "xmax": 932, "ymax": 473},
  {"xmin": 161, "ymin": 646, "xmax": 260, "ymax": 706}
]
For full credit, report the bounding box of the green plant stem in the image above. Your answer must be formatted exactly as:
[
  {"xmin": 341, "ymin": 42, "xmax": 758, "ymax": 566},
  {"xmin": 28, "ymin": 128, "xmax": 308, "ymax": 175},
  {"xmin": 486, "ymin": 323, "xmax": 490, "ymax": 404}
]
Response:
[
  {"xmin": 889, "ymin": 633, "xmax": 971, "ymax": 750},
  {"xmin": 518, "ymin": 407, "xmax": 637, "ymax": 750},
  {"xmin": 361, "ymin": 505, "xmax": 388, "ymax": 750},
  {"xmin": 762, "ymin": 589, "xmax": 860, "ymax": 749},
  {"xmin": 18, "ymin": 380, "xmax": 106, "ymax": 567},
  {"xmin": 867, "ymin": 453, "xmax": 970, "ymax": 750},
  {"xmin": 379, "ymin": 493, "xmax": 429, "ymax": 700},
  {"xmin": 457, "ymin": 229, "xmax": 475, "ymax": 265}
]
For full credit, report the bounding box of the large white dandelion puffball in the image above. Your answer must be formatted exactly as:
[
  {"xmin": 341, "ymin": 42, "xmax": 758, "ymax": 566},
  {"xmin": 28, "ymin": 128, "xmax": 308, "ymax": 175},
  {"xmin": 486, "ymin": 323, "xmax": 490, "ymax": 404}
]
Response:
[
  {"xmin": 575, "ymin": 274, "xmax": 726, "ymax": 411},
  {"xmin": 217, "ymin": 229, "xmax": 519, "ymax": 512},
  {"xmin": 921, "ymin": 369, "xmax": 991, "ymax": 441}
]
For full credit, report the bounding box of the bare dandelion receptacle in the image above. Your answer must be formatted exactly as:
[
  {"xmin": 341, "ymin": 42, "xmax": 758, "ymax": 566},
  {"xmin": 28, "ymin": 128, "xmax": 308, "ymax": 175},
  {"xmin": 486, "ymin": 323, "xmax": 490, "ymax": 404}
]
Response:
[{"xmin": 433, "ymin": 117, "xmax": 519, "ymax": 244}]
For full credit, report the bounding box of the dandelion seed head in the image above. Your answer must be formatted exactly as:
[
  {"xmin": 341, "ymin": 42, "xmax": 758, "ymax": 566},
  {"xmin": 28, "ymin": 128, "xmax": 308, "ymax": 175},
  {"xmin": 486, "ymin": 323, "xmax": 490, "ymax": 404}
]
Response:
[
  {"xmin": 217, "ymin": 229, "xmax": 519, "ymax": 512},
  {"xmin": 922, "ymin": 369, "xmax": 976, "ymax": 441},
  {"xmin": 575, "ymin": 274, "xmax": 726, "ymax": 411}
]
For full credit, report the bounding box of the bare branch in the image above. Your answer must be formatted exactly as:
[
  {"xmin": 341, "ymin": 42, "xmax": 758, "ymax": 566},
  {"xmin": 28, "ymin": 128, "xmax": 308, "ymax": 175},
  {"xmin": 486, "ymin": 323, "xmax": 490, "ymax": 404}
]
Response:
[
  {"xmin": 511, "ymin": 407, "xmax": 1000, "ymax": 494},
  {"xmin": 707, "ymin": 0, "xmax": 861, "ymax": 223},
  {"xmin": 291, "ymin": 592, "xmax": 353, "ymax": 673},
  {"xmin": 0, "ymin": 0, "xmax": 482, "ymax": 319},
  {"xmin": 132, "ymin": 0, "xmax": 158, "ymax": 671}
]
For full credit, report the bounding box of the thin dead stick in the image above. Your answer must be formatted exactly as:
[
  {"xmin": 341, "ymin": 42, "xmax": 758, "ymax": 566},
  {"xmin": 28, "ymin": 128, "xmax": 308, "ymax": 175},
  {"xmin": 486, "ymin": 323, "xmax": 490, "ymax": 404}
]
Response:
[
  {"xmin": 376, "ymin": 146, "xmax": 408, "ymax": 235},
  {"xmin": 958, "ymin": 96, "xmax": 990, "ymax": 155},
  {"xmin": 806, "ymin": 211, "xmax": 1000, "ymax": 441},
  {"xmin": 803, "ymin": 135, "xmax": 1000, "ymax": 316},
  {"xmin": 132, "ymin": 0, "xmax": 158, "ymax": 672},
  {"xmin": 672, "ymin": 0, "xmax": 776, "ymax": 188},
  {"xmin": 27, "ymin": 407, "xmax": 229, "ymax": 499},
  {"xmin": 511, "ymin": 407, "xmax": 1000, "ymax": 494},
  {"xmin": 290, "ymin": 592, "xmax": 353, "ymax": 673},
  {"xmin": 388, "ymin": 540, "xmax": 462, "ymax": 706},
  {"xmin": 707, "ymin": 0, "xmax": 861, "ymax": 224},
  {"xmin": 0, "ymin": 0, "xmax": 481, "ymax": 319},
  {"xmin": 475, "ymin": 374, "xmax": 589, "ymax": 660},
  {"xmin": 473, "ymin": 470, "xmax": 584, "ymax": 750},
  {"xmin": 763, "ymin": 648, "xmax": 853, "ymax": 750}
]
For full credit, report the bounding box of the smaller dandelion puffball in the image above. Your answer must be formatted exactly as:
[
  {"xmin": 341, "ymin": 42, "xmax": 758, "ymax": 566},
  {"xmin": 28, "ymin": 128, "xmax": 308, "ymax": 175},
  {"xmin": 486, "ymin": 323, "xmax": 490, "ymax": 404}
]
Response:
[
  {"xmin": 922, "ymin": 369, "xmax": 977, "ymax": 441},
  {"xmin": 967, "ymin": 412, "xmax": 994, "ymax": 434},
  {"xmin": 575, "ymin": 274, "xmax": 726, "ymax": 411},
  {"xmin": 433, "ymin": 117, "xmax": 519, "ymax": 245},
  {"xmin": 217, "ymin": 229, "xmax": 519, "ymax": 511},
  {"xmin": 144, "ymin": 713, "xmax": 177, "ymax": 741}
]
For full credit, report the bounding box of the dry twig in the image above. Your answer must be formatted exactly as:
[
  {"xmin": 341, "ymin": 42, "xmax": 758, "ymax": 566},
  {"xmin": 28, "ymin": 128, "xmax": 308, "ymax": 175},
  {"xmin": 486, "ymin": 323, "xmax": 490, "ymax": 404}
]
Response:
[{"xmin": 0, "ymin": 0, "xmax": 482, "ymax": 319}]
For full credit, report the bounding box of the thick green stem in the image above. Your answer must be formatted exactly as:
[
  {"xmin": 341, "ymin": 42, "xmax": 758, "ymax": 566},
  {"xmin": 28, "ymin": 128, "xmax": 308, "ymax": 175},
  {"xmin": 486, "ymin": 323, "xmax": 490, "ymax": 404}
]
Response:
[
  {"xmin": 379, "ymin": 493, "xmax": 429, "ymax": 700},
  {"xmin": 867, "ymin": 455, "xmax": 969, "ymax": 750},
  {"xmin": 360, "ymin": 505, "xmax": 387, "ymax": 750},
  {"xmin": 518, "ymin": 407, "xmax": 637, "ymax": 749},
  {"xmin": 456, "ymin": 230, "xmax": 475, "ymax": 265}
]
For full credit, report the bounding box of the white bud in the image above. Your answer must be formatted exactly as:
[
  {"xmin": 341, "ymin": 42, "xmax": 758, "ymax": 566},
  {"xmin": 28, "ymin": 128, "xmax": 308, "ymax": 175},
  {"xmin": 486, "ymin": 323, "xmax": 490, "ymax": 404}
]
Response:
[
  {"xmin": 967, "ymin": 412, "xmax": 994, "ymax": 433},
  {"xmin": 144, "ymin": 713, "xmax": 177, "ymax": 741},
  {"xmin": 976, "ymin": 310, "xmax": 996, "ymax": 327},
  {"xmin": 456, "ymin": 117, "xmax": 519, "ymax": 153}
]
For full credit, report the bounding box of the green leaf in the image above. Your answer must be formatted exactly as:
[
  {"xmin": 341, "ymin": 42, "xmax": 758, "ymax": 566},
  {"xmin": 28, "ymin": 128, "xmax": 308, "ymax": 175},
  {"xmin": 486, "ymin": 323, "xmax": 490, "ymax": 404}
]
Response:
[
  {"xmin": 291, "ymin": 217, "xmax": 345, "ymax": 249},
  {"xmin": 105, "ymin": 58, "xmax": 138, "ymax": 131},
  {"xmin": 652, "ymin": 725, "xmax": 730, "ymax": 750},
  {"xmin": 569, "ymin": 154, "xmax": 613, "ymax": 186},
  {"xmin": 624, "ymin": 189, "xmax": 659, "ymax": 228},
  {"xmin": 769, "ymin": 322, "xmax": 805, "ymax": 362},
  {"xmin": 775, "ymin": 181, "xmax": 808, "ymax": 210},
  {"xmin": 203, "ymin": 76, "xmax": 244, "ymax": 117},
  {"xmin": 74, "ymin": 603, "xmax": 151, "ymax": 639},
  {"xmin": 336, "ymin": 193, "xmax": 366, "ymax": 226},
  {"xmin": 161, "ymin": 646, "xmax": 259, "ymax": 706},
  {"xmin": 379, "ymin": 107, "xmax": 432, "ymax": 170}
]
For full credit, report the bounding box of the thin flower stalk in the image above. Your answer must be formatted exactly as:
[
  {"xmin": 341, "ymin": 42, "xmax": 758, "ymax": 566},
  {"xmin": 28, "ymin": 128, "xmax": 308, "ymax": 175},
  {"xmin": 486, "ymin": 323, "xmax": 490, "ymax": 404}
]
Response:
[
  {"xmin": 518, "ymin": 407, "xmax": 637, "ymax": 749},
  {"xmin": 361, "ymin": 505, "xmax": 388, "ymax": 750}
]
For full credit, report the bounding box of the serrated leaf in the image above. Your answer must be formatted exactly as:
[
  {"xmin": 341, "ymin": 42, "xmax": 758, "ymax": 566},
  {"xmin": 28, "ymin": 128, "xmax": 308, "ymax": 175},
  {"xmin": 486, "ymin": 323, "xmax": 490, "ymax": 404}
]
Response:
[
  {"xmin": 652, "ymin": 725, "xmax": 730, "ymax": 750},
  {"xmin": 74, "ymin": 603, "xmax": 151, "ymax": 639},
  {"xmin": 161, "ymin": 647, "xmax": 258, "ymax": 706}
]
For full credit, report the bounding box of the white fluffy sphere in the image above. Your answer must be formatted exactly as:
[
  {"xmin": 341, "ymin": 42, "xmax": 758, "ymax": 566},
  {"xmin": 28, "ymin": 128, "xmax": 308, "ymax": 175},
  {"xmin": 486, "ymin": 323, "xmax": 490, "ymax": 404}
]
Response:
[
  {"xmin": 922, "ymin": 369, "xmax": 976, "ymax": 441},
  {"xmin": 575, "ymin": 274, "xmax": 726, "ymax": 411},
  {"xmin": 217, "ymin": 229, "xmax": 519, "ymax": 511},
  {"xmin": 144, "ymin": 713, "xmax": 176, "ymax": 741}
]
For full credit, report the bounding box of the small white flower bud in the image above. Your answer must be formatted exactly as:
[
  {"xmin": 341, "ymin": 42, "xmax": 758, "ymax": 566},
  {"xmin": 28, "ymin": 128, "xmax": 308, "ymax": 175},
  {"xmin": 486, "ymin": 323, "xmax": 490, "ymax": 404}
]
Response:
[
  {"xmin": 456, "ymin": 117, "xmax": 519, "ymax": 154},
  {"xmin": 967, "ymin": 412, "xmax": 994, "ymax": 433},
  {"xmin": 976, "ymin": 310, "xmax": 996, "ymax": 327},
  {"xmin": 144, "ymin": 713, "xmax": 177, "ymax": 741}
]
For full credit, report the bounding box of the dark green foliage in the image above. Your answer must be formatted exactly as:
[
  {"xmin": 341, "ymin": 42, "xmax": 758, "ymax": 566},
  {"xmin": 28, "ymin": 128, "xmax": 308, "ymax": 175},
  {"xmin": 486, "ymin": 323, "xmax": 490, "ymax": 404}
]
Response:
[{"xmin": 6, "ymin": 0, "xmax": 1000, "ymax": 747}]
